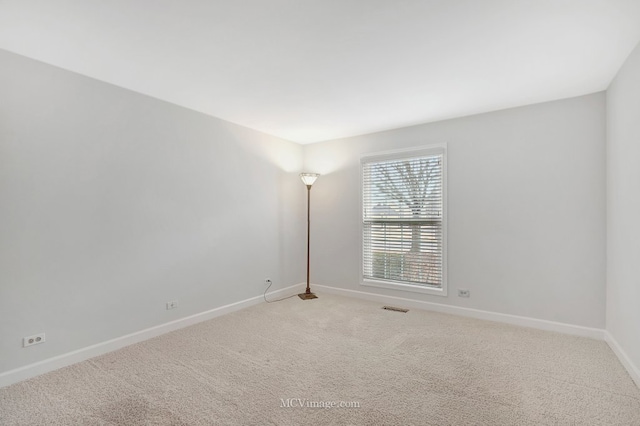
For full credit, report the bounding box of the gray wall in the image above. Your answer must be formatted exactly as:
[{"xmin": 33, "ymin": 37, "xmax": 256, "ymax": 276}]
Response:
[
  {"xmin": 607, "ymin": 42, "xmax": 640, "ymax": 375},
  {"xmin": 305, "ymin": 93, "xmax": 606, "ymax": 328},
  {"xmin": 0, "ymin": 50, "xmax": 306, "ymax": 373}
]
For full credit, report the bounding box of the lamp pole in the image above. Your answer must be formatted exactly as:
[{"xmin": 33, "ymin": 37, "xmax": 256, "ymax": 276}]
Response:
[{"xmin": 299, "ymin": 173, "xmax": 319, "ymax": 300}]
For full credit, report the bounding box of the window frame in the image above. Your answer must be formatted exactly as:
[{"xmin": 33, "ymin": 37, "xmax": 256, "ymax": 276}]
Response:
[{"xmin": 359, "ymin": 143, "xmax": 448, "ymax": 296}]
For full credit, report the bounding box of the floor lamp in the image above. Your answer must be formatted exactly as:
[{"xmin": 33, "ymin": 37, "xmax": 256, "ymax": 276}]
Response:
[{"xmin": 299, "ymin": 173, "xmax": 320, "ymax": 300}]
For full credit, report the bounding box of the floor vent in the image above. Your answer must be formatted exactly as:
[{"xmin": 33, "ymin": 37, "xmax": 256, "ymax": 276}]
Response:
[{"xmin": 382, "ymin": 306, "xmax": 409, "ymax": 313}]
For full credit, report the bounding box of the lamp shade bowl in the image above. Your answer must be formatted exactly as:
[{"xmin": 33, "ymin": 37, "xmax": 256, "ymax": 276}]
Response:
[{"xmin": 300, "ymin": 173, "xmax": 320, "ymax": 186}]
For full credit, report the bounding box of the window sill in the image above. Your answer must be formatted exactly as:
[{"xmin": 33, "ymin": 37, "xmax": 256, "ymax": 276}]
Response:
[{"xmin": 361, "ymin": 278, "xmax": 447, "ymax": 297}]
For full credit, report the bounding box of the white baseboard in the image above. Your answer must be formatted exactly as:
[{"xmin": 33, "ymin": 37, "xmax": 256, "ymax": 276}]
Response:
[
  {"xmin": 4, "ymin": 282, "xmax": 621, "ymax": 389},
  {"xmin": 313, "ymin": 284, "xmax": 605, "ymax": 340},
  {"xmin": 0, "ymin": 283, "xmax": 305, "ymax": 389},
  {"xmin": 604, "ymin": 331, "xmax": 640, "ymax": 388}
]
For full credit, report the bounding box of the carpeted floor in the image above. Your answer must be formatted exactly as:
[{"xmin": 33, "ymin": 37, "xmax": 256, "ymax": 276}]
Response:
[{"xmin": 1, "ymin": 293, "xmax": 639, "ymax": 425}]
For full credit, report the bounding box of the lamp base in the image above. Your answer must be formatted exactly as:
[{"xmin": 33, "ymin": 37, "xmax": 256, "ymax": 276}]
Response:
[{"xmin": 298, "ymin": 292, "xmax": 318, "ymax": 300}]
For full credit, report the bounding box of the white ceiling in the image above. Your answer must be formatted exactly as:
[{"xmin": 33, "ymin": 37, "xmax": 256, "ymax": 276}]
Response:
[{"xmin": 1, "ymin": 1, "xmax": 639, "ymax": 144}]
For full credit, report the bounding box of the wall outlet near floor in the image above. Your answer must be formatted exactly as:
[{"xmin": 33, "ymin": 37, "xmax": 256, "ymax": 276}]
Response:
[
  {"xmin": 23, "ymin": 333, "xmax": 46, "ymax": 348},
  {"xmin": 166, "ymin": 301, "xmax": 178, "ymax": 310},
  {"xmin": 458, "ymin": 289, "xmax": 470, "ymax": 298},
  {"xmin": 264, "ymin": 278, "xmax": 272, "ymax": 286}
]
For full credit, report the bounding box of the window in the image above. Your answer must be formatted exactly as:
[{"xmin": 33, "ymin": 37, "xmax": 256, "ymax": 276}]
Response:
[{"xmin": 361, "ymin": 145, "xmax": 446, "ymax": 296}]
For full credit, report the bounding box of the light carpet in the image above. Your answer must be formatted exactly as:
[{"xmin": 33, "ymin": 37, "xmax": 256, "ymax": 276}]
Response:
[{"xmin": 1, "ymin": 293, "xmax": 639, "ymax": 425}]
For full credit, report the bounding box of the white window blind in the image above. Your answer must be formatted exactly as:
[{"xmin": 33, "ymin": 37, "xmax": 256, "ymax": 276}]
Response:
[{"xmin": 362, "ymin": 148, "xmax": 445, "ymax": 290}]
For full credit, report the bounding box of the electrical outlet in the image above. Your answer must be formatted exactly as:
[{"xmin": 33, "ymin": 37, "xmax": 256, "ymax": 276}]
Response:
[
  {"xmin": 166, "ymin": 301, "xmax": 178, "ymax": 310},
  {"xmin": 264, "ymin": 278, "xmax": 272, "ymax": 286},
  {"xmin": 458, "ymin": 289, "xmax": 470, "ymax": 298},
  {"xmin": 23, "ymin": 333, "xmax": 46, "ymax": 348}
]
